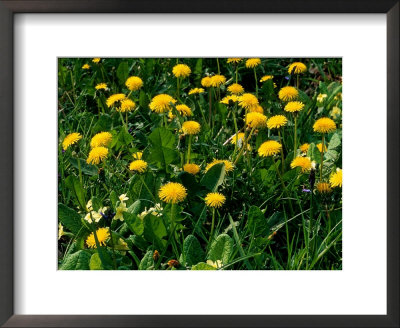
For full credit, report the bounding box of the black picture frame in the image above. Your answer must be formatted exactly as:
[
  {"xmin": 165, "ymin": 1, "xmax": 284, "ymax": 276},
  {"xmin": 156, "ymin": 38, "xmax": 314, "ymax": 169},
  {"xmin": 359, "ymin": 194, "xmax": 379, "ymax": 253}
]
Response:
[{"xmin": 0, "ymin": 1, "xmax": 398, "ymax": 327}]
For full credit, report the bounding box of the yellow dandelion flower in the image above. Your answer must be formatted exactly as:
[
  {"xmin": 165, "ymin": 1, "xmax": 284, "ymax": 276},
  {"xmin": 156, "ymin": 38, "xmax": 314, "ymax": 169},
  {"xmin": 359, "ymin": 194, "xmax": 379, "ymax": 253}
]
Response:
[
  {"xmin": 249, "ymin": 104, "xmax": 264, "ymax": 114},
  {"xmin": 132, "ymin": 151, "xmax": 143, "ymax": 160},
  {"xmin": 317, "ymin": 93, "xmax": 328, "ymax": 103},
  {"xmin": 86, "ymin": 147, "xmax": 108, "ymax": 165},
  {"xmin": 168, "ymin": 110, "xmax": 175, "ymax": 121},
  {"xmin": 62, "ymin": 132, "xmax": 82, "ymax": 150},
  {"xmin": 158, "ymin": 182, "xmax": 187, "ymax": 204},
  {"xmin": 316, "ymin": 143, "xmax": 327, "ymax": 153},
  {"xmin": 90, "ymin": 132, "xmax": 112, "ymax": 148},
  {"xmin": 284, "ymin": 101, "xmax": 305, "ymax": 113},
  {"xmin": 92, "ymin": 58, "xmax": 101, "ymax": 63},
  {"xmin": 205, "ymin": 159, "xmax": 234, "ymax": 172},
  {"xmin": 258, "ymin": 140, "xmax": 282, "ymax": 157},
  {"xmin": 172, "ymin": 64, "xmax": 191, "ymax": 78},
  {"xmin": 118, "ymin": 99, "xmax": 135, "ymax": 112},
  {"xmin": 129, "ymin": 160, "xmax": 148, "ymax": 173},
  {"xmin": 316, "ymin": 182, "xmax": 332, "ymax": 193},
  {"xmin": 267, "ymin": 115, "xmax": 288, "ymax": 129},
  {"xmin": 210, "ymin": 75, "xmax": 226, "ymax": 87},
  {"xmin": 299, "ymin": 143, "xmax": 310, "ymax": 153},
  {"xmin": 188, "ymin": 88, "xmax": 205, "ymax": 95},
  {"xmin": 86, "ymin": 227, "xmax": 110, "ymax": 248},
  {"xmin": 82, "ymin": 64, "xmax": 90, "ymax": 69},
  {"xmin": 230, "ymin": 132, "xmax": 245, "ymax": 145},
  {"xmin": 182, "ymin": 121, "xmax": 201, "ymax": 135},
  {"xmin": 95, "ymin": 83, "xmax": 107, "ymax": 90},
  {"xmin": 288, "ymin": 62, "xmax": 307, "ymax": 74},
  {"xmin": 245, "ymin": 112, "xmax": 267, "ymax": 128},
  {"xmin": 227, "ymin": 83, "xmax": 244, "ymax": 95},
  {"xmin": 260, "ymin": 75, "xmax": 274, "ymax": 82},
  {"xmin": 227, "ymin": 58, "xmax": 242, "ymax": 64},
  {"xmin": 125, "ymin": 76, "xmax": 143, "ymax": 91},
  {"xmin": 175, "ymin": 104, "xmax": 193, "ymax": 117},
  {"xmin": 205, "ymin": 192, "xmax": 226, "ymax": 208},
  {"xmin": 106, "ymin": 93, "xmax": 126, "ymax": 107},
  {"xmin": 278, "ymin": 86, "xmax": 298, "ymax": 102},
  {"xmin": 245, "ymin": 58, "xmax": 261, "ymax": 68},
  {"xmin": 330, "ymin": 168, "xmax": 342, "ymax": 188},
  {"xmin": 238, "ymin": 93, "xmax": 259, "ymax": 110},
  {"xmin": 201, "ymin": 76, "xmax": 212, "ymax": 88},
  {"xmin": 149, "ymin": 94, "xmax": 177, "ymax": 113},
  {"xmin": 290, "ymin": 156, "xmax": 312, "ymax": 172},
  {"xmin": 313, "ymin": 117, "xmax": 336, "ymax": 133},
  {"xmin": 183, "ymin": 163, "xmax": 200, "ymax": 175},
  {"xmin": 220, "ymin": 95, "xmax": 239, "ymax": 105}
]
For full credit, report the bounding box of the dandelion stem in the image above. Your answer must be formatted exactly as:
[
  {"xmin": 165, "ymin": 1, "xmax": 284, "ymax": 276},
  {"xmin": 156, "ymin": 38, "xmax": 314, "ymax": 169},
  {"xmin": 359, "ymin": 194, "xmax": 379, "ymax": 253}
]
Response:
[
  {"xmin": 197, "ymin": 99, "xmax": 209, "ymax": 129},
  {"xmin": 254, "ymin": 68, "xmax": 258, "ymax": 97},
  {"xmin": 139, "ymin": 174, "xmax": 156, "ymax": 202},
  {"xmin": 232, "ymin": 103, "xmax": 239, "ymax": 156},
  {"xmin": 208, "ymin": 88, "xmax": 212, "ymax": 127},
  {"xmin": 320, "ymin": 133, "xmax": 325, "ymax": 180},
  {"xmin": 209, "ymin": 208, "xmax": 216, "ymax": 245},
  {"xmin": 293, "ymin": 114, "xmax": 298, "ymax": 161},
  {"xmin": 186, "ymin": 134, "xmax": 193, "ymax": 164},
  {"xmin": 216, "ymin": 58, "xmax": 220, "ymax": 74},
  {"xmin": 278, "ymin": 129, "xmax": 285, "ymax": 173},
  {"xmin": 170, "ymin": 203, "xmax": 180, "ymax": 259},
  {"xmin": 233, "ymin": 127, "xmax": 255, "ymax": 165},
  {"xmin": 273, "ymin": 157, "xmax": 294, "ymax": 215}
]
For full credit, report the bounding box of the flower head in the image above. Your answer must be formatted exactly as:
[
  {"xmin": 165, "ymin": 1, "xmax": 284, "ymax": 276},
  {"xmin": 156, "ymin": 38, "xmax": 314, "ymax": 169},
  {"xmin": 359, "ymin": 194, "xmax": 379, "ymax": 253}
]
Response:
[
  {"xmin": 249, "ymin": 104, "xmax": 264, "ymax": 114},
  {"xmin": 238, "ymin": 93, "xmax": 259, "ymax": 110},
  {"xmin": 82, "ymin": 64, "xmax": 90, "ymax": 69},
  {"xmin": 172, "ymin": 64, "xmax": 191, "ymax": 78},
  {"xmin": 205, "ymin": 159, "xmax": 234, "ymax": 172},
  {"xmin": 175, "ymin": 104, "xmax": 193, "ymax": 117},
  {"xmin": 245, "ymin": 112, "xmax": 267, "ymax": 128},
  {"xmin": 149, "ymin": 94, "xmax": 177, "ymax": 113},
  {"xmin": 317, "ymin": 143, "xmax": 327, "ymax": 153},
  {"xmin": 267, "ymin": 115, "xmax": 288, "ymax": 129},
  {"xmin": 182, "ymin": 121, "xmax": 201, "ymax": 135},
  {"xmin": 95, "ymin": 83, "xmax": 107, "ymax": 90},
  {"xmin": 158, "ymin": 182, "xmax": 187, "ymax": 204},
  {"xmin": 132, "ymin": 151, "xmax": 143, "ymax": 160},
  {"xmin": 205, "ymin": 192, "xmax": 226, "ymax": 208},
  {"xmin": 260, "ymin": 75, "xmax": 274, "ymax": 82},
  {"xmin": 313, "ymin": 117, "xmax": 336, "ymax": 133},
  {"xmin": 227, "ymin": 58, "xmax": 242, "ymax": 64},
  {"xmin": 290, "ymin": 156, "xmax": 312, "ymax": 172},
  {"xmin": 90, "ymin": 132, "xmax": 112, "ymax": 148},
  {"xmin": 220, "ymin": 95, "xmax": 239, "ymax": 105},
  {"xmin": 329, "ymin": 168, "xmax": 342, "ymax": 188},
  {"xmin": 288, "ymin": 62, "xmax": 307, "ymax": 74},
  {"xmin": 278, "ymin": 86, "xmax": 299, "ymax": 102},
  {"xmin": 92, "ymin": 58, "xmax": 101, "ymax": 63},
  {"xmin": 201, "ymin": 76, "xmax": 212, "ymax": 88},
  {"xmin": 284, "ymin": 101, "xmax": 304, "ymax": 113},
  {"xmin": 317, "ymin": 93, "xmax": 328, "ymax": 103},
  {"xmin": 210, "ymin": 75, "xmax": 226, "ymax": 87},
  {"xmin": 86, "ymin": 227, "xmax": 110, "ymax": 248},
  {"xmin": 183, "ymin": 163, "xmax": 201, "ymax": 175},
  {"xmin": 299, "ymin": 143, "xmax": 310, "ymax": 153},
  {"xmin": 245, "ymin": 58, "xmax": 261, "ymax": 68},
  {"xmin": 316, "ymin": 182, "xmax": 332, "ymax": 193},
  {"xmin": 227, "ymin": 83, "xmax": 244, "ymax": 95},
  {"xmin": 188, "ymin": 88, "xmax": 205, "ymax": 95},
  {"xmin": 258, "ymin": 140, "xmax": 282, "ymax": 157},
  {"xmin": 125, "ymin": 76, "xmax": 143, "ymax": 91},
  {"xmin": 119, "ymin": 99, "xmax": 136, "ymax": 112},
  {"xmin": 86, "ymin": 147, "xmax": 108, "ymax": 165},
  {"xmin": 106, "ymin": 93, "xmax": 126, "ymax": 107},
  {"xmin": 62, "ymin": 132, "xmax": 82, "ymax": 150},
  {"xmin": 230, "ymin": 132, "xmax": 245, "ymax": 146},
  {"xmin": 129, "ymin": 159, "xmax": 148, "ymax": 173}
]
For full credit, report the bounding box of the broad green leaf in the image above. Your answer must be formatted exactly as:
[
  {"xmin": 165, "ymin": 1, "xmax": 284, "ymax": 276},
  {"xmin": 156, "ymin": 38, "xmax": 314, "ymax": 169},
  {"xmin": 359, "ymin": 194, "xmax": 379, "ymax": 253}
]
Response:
[
  {"xmin": 207, "ymin": 234, "xmax": 233, "ymax": 264},
  {"xmin": 65, "ymin": 175, "xmax": 86, "ymax": 210},
  {"xmin": 247, "ymin": 205, "xmax": 268, "ymax": 237},
  {"xmin": 183, "ymin": 235, "xmax": 204, "ymax": 266},
  {"xmin": 89, "ymin": 253, "xmax": 103, "ymax": 270},
  {"xmin": 143, "ymin": 215, "xmax": 167, "ymax": 249},
  {"xmin": 307, "ymin": 143, "xmax": 321, "ymax": 164},
  {"xmin": 127, "ymin": 200, "xmax": 141, "ymax": 215},
  {"xmin": 69, "ymin": 158, "xmax": 98, "ymax": 176},
  {"xmin": 110, "ymin": 190, "xmax": 118, "ymax": 209},
  {"xmin": 116, "ymin": 61, "xmax": 129, "ymax": 85},
  {"xmin": 139, "ymin": 250, "xmax": 154, "ymax": 270},
  {"xmin": 191, "ymin": 262, "xmax": 216, "ymax": 270},
  {"xmin": 60, "ymin": 250, "xmax": 91, "ymax": 270},
  {"xmin": 200, "ymin": 163, "xmax": 225, "ymax": 191},
  {"xmin": 91, "ymin": 196, "xmax": 102, "ymax": 212},
  {"xmin": 123, "ymin": 212, "xmax": 144, "ymax": 236},
  {"xmin": 147, "ymin": 127, "xmax": 178, "ymax": 171},
  {"xmin": 179, "ymin": 171, "xmax": 200, "ymax": 194},
  {"xmin": 328, "ymin": 133, "xmax": 341, "ymax": 150},
  {"xmin": 58, "ymin": 203, "xmax": 85, "ymax": 235}
]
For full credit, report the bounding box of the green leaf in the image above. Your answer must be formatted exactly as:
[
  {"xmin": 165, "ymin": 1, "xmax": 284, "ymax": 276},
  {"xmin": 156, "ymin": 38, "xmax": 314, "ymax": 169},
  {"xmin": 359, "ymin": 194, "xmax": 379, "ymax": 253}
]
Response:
[
  {"xmin": 139, "ymin": 250, "xmax": 154, "ymax": 270},
  {"xmin": 328, "ymin": 133, "xmax": 341, "ymax": 150},
  {"xmin": 147, "ymin": 127, "xmax": 178, "ymax": 171},
  {"xmin": 110, "ymin": 190, "xmax": 118, "ymax": 209},
  {"xmin": 58, "ymin": 203, "xmax": 86, "ymax": 235},
  {"xmin": 123, "ymin": 212, "xmax": 144, "ymax": 236},
  {"xmin": 307, "ymin": 143, "xmax": 321, "ymax": 164},
  {"xmin": 89, "ymin": 253, "xmax": 103, "ymax": 270},
  {"xmin": 246, "ymin": 205, "xmax": 268, "ymax": 237},
  {"xmin": 200, "ymin": 163, "xmax": 225, "ymax": 191},
  {"xmin": 207, "ymin": 234, "xmax": 233, "ymax": 264},
  {"xmin": 91, "ymin": 196, "xmax": 102, "ymax": 212},
  {"xmin": 65, "ymin": 175, "xmax": 86, "ymax": 210},
  {"xmin": 179, "ymin": 171, "xmax": 201, "ymax": 194},
  {"xmin": 143, "ymin": 215, "xmax": 167, "ymax": 249},
  {"xmin": 69, "ymin": 158, "xmax": 98, "ymax": 176},
  {"xmin": 191, "ymin": 262, "xmax": 216, "ymax": 270},
  {"xmin": 116, "ymin": 61, "xmax": 129, "ymax": 85},
  {"xmin": 60, "ymin": 250, "xmax": 91, "ymax": 270},
  {"xmin": 92, "ymin": 114, "xmax": 112, "ymax": 134},
  {"xmin": 183, "ymin": 235, "xmax": 205, "ymax": 266}
]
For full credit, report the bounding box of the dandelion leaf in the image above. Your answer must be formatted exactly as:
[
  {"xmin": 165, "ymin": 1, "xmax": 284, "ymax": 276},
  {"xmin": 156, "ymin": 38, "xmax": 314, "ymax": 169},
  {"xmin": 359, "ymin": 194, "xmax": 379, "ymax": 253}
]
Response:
[
  {"xmin": 207, "ymin": 234, "xmax": 233, "ymax": 264},
  {"xmin": 200, "ymin": 163, "xmax": 225, "ymax": 192},
  {"xmin": 139, "ymin": 250, "xmax": 154, "ymax": 270},
  {"xmin": 191, "ymin": 262, "xmax": 217, "ymax": 270},
  {"xmin": 60, "ymin": 250, "xmax": 91, "ymax": 270},
  {"xmin": 183, "ymin": 235, "xmax": 205, "ymax": 266}
]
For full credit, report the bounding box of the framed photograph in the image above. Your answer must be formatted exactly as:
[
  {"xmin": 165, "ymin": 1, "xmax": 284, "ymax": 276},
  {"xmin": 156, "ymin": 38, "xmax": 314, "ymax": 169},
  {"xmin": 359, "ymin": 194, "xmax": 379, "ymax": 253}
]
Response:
[{"xmin": 1, "ymin": 1, "xmax": 398, "ymax": 327}]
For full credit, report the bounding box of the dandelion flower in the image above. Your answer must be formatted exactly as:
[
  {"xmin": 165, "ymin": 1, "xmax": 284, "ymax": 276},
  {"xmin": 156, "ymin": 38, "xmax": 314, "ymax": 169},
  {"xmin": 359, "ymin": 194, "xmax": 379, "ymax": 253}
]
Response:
[
  {"xmin": 188, "ymin": 88, "xmax": 205, "ymax": 95},
  {"xmin": 267, "ymin": 115, "xmax": 288, "ymax": 129},
  {"xmin": 278, "ymin": 86, "xmax": 298, "ymax": 102},
  {"xmin": 249, "ymin": 104, "xmax": 264, "ymax": 114},
  {"xmin": 172, "ymin": 64, "xmax": 191, "ymax": 78},
  {"xmin": 119, "ymin": 99, "xmax": 136, "ymax": 112},
  {"xmin": 230, "ymin": 132, "xmax": 245, "ymax": 145},
  {"xmin": 158, "ymin": 182, "xmax": 187, "ymax": 204},
  {"xmin": 238, "ymin": 93, "xmax": 259, "ymax": 110},
  {"xmin": 92, "ymin": 58, "xmax": 101, "ymax": 63},
  {"xmin": 299, "ymin": 143, "xmax": 310, "ymax": 153},
  {"xmin": 205, "ymin": 159, "xmax": 234, "ymax": 172},
  {"xmin": 316, "ymin": 143, "xmax": 327, "ymax": 153},
  {"xmin": 245, "ymin": 112, "xmax": 267, "ymax": 128},
  {"xmin": 290, "ymin": 156, "xmax": 312, "ymax": 172},
  {"xmin": 95, "ymin": 83, "xmax": 107, "ymax": 90},
  {"xmin": 86, "ymin": 147, "xmax": 108, "ymax": 165},
  {"xmin": 86, "ymin": 227, "xmax": 110, "ymax": 248},
  {"xmin": 82, "ymin": 64, "xmax": 90, "ymax": 69},
  {"xmin": 220, "ymin": 95, "xmax": 239, "ymax": 105},
  {"xmin": 227, "ymin": 83, "xmax": 244, "ymax": 95},
  {"xmin": 90, "ymin": 132, "xmax": 112, "ymax": 148},
  {"xmin": 260, "ymin": 75, "xmax": 274, "ymax": 82},
  {"xmin": 210, "ymin": 75, "xmax": 226, "ymax": 87},
  {"xmin": 125, "ymin": 76, "xmax": 143, "ymax": 91},
  {"xmin": 284, "ymin": 101, "xmax": 305, "ymax": 113},
  {"xmin": 316, "ymin": 182, "xmax": 332, "ymax": 193},
  {"xmin": 182, "ymin": 121, "xmax": 201, "ymax": 135},
  {"xmin": 205, "ymin": 192, "xmax": 226, "ymax": 208},
  {"xmin": 149, "ymin": 94, "xmax": 177, "ymax": 113},
  {"xmin": 62, "ymin": 132, "xmax": 82, "ymax": 150},
  {"xmin": 175, "ymin": 104, "xmax": 193, "ymax": 117},
  {"xmin": 132, "ymin": 151, "xmax": 143, "ymax": 160},
  {"xmin": 183, "ymin": 163, "xmax": 200, "ymax": 175},
  {"xmin": 106, "ymin": 93, "xmax": 126, "ymax": 107},
  {"xmin": 129, "ymin": 160, "xmax": 148, "ymax": 173},
  {"xmin": 258, "ymin": 140, "xmax": 282, "ymax": 157},
  {"xmin": 227, "ymin": 58, "xmax": 242, "ymax": 64},
  {"xmin": 245, "ymin": 58, "xmax": 261, "ymax": 68},
  {"xmin": 317, "ymin": 93, "xmax": 328, "ymax": 103},
  {"xmin": 288, "ymin": 62, "xmax": 307, "ymax": 74},
  {"xmin": 313, "ymin": 117, "xmax": 336, "ymax": 133},
  {"xmin": 201, "ymin": 76, "xmax": 212, "ymax": 88},
  {"xmin": 330, "ymin": 168, "xmax": 342, "ymax": 188}
]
